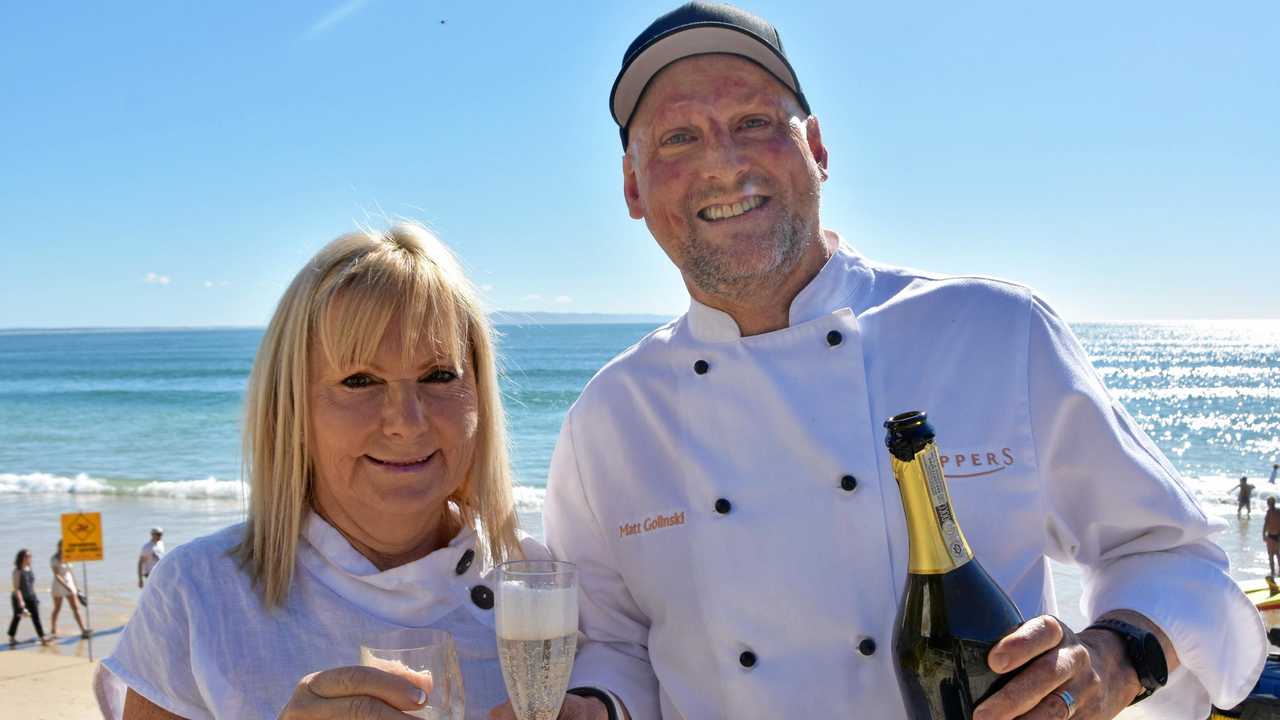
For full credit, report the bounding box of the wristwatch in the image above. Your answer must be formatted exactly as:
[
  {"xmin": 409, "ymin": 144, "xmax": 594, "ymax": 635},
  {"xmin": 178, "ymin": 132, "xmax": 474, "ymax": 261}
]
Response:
[
  {"xmin": 567, "ymin": 687, "xmax": 621, "ymax": 720},
  {"xmin": 1084, "ymin": 618, "xmax": 1169, "ymax": 703}
]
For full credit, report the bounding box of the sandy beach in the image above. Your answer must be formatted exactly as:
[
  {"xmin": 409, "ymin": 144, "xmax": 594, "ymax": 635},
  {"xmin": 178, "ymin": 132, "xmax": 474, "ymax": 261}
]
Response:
[{"xmin": 0, "ymin": 627, "xmax": 123, "ymax": 719}]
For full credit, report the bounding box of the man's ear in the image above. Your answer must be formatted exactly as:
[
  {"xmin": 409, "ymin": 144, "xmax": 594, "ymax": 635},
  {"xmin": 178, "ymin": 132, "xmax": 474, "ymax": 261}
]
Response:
[
  {"xmin": 805, "ymin": 115, "xmax": 829, "ymax": 181},
  {"xmin": 623, "ymin": 151, "xmax": 645, "ymax": 220}
]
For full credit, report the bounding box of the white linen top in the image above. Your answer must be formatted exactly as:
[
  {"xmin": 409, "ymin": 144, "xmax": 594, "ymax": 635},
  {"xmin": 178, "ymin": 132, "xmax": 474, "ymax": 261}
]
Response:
[
  {"xmin": 544, "ymin": 237, "xmax": 1266, "ymax": 720},
  {"xmin": 97, "ymin": 514, "xmax": 545, "ymax": 719},
  {"xmin": 50, "ymin": 556, "xmax": 77, "ymax": 597}
]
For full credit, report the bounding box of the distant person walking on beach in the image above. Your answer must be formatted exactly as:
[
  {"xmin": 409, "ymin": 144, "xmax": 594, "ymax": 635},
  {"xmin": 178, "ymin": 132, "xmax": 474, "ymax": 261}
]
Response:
[
  {"xmin": 137, "ymin": 527, "xmax": 164, "ymax": 588},
  {"xmin": 1237, "ymin": 476, "xmax": 1256, "ymax": 517},
  {"xmin": 50, "ymin": 540, "xmax": 89, "ymax": 638},
  {"xmin": 8, "ymin": 549, "xmax": 48, "ymax": 646},
  {"xmin": 1270, "ymin": 463, "xmax": 1279, "ymax": 485},
  {"xmin": 1265, "ymin": 498, "xmax": 1280, "ymax": 578}
]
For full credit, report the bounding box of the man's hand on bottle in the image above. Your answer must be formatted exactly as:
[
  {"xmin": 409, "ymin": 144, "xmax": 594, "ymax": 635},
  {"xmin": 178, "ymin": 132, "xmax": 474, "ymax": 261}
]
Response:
[
  {"xmin": 489, "ymin": 695, "xmax": 608, "ymax": 720},
  {"xmin": 972, "ymin": 615, "xmax": 1142, "ymax": 720}
]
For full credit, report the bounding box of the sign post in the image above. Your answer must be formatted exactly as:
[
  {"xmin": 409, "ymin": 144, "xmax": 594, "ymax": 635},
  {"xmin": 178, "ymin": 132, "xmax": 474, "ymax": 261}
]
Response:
[{"xmin": 61, "ymin": 512, "xmax": 103, "ymax": 661}]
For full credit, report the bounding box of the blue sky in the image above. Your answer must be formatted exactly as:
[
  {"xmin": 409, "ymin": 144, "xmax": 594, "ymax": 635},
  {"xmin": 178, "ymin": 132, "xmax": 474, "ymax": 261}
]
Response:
[{"xmin": 1, "ymin": 1, "xmax": 1276, "ymax": 327}]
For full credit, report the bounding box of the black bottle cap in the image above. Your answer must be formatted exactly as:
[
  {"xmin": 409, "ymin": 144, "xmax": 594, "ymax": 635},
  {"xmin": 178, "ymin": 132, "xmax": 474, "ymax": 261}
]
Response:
[{"xmin": 884, "ymin": 410, "xmax": 935, "ymax": 462}]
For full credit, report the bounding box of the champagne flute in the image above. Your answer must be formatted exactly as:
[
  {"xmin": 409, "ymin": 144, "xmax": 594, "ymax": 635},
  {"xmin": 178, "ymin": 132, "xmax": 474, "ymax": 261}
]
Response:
[
  {"xmin": 360, "ymin": 628, "xmax": 465, "ymax": 720},
  {"xmin": 496, "ymin": 560, "xmax": 579, "ymax": 720}
]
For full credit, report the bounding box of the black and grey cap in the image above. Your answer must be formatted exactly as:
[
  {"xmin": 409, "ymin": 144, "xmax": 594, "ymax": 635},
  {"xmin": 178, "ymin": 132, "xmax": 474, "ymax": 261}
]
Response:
[{"xmin": 609, "ymin": 2, "xmax": 811, "ymax": 148}]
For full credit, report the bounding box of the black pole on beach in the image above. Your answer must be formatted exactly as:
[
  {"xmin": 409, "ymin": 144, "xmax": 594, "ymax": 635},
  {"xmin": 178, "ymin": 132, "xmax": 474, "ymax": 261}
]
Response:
[{"xmin": 82, "ymin": 562, "xmax": 93, "ymax": 662}]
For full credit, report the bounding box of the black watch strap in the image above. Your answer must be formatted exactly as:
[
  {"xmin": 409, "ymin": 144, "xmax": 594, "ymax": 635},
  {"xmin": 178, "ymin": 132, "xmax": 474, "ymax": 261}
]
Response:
[
  {"xmin": 567, "ymin": 687, "xmax": 621, "ymax": 720},
  {"xmin": 1084, "ymin": 618, "xmax": 1168, "ymax": 704}
]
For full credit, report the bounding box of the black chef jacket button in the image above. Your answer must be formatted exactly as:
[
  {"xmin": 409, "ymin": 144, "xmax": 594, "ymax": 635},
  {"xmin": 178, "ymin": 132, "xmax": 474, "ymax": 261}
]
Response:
[
  {"xmin": 455, "ymin": 548, "xmax": 474, "ymax": 576},
  {"xmin": 826, "ymin": 330, "xmax": 843, "ymax": 347},
  {"xmin": 714, "ymin": 498, "xmax": 732, "ymax": 515},
  {"xmin": 739, "ymin": 650, "xmax": 757, "ymax": 668},
  {"xmin": 840, "ymin": 475, "xmax": 858, "ymax": 492},
  {"xmin": 694, "ymin": 359, "xmax": 710, "ymax": 375},
  {"xmin": 470, "ymin": 585, "xmax": 494, "ymax": 610},
  {"xmin": 858, "ymin": 638, "xmax": 877, "ymax": 656}
]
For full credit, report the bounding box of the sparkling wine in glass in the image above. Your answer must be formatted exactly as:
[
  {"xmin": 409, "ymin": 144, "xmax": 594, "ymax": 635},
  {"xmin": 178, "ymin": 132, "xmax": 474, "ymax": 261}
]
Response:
[{"xmin": 496, "ymin": 560, "xmax": 579, "ymax": 720}]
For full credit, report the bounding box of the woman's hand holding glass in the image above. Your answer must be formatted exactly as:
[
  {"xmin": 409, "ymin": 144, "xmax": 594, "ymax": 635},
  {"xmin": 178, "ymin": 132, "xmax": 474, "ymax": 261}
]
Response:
[
  {"xmin": 278, "ymin": 665, "xmax": 431, "ymax": 719},
  {"xmin": 279, "ymin": 628, "xmax": 463, "ymax": 720}
]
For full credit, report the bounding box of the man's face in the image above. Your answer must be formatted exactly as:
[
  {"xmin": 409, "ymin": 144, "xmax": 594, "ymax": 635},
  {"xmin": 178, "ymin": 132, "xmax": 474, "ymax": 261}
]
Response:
[{"xmin": 623, "ymin": 54, "xmax": 828, "ymax": 302}]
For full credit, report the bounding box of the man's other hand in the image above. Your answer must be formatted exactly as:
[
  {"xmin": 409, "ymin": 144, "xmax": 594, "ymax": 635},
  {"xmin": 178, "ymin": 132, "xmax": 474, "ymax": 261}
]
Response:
[{"xmin": 973, "ymin": 615, "xmax": 1142, "ymax": 720}]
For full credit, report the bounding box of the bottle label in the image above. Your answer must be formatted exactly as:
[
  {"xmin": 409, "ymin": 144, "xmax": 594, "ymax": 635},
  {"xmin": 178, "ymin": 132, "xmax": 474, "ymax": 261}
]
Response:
[{"xmin": 921, "ymin": 445, "xmax": 972, "ymax": 567}]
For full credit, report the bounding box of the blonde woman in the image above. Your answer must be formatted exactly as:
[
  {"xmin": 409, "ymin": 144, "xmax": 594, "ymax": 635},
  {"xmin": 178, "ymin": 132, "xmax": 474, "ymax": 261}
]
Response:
[
  {"xmin": 96, "ymin": 224, "xmax": 546, "ymax": 719},
  {"xmin": 50, "ymin": 539, "xmax": 90, "ymax": 638}
]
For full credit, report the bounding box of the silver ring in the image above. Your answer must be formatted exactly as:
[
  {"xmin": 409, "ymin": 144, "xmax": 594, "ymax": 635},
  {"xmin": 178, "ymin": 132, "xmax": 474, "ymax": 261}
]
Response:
[{"xmin": 1053, "ymin": 689, "xmax": 1077, "ymax": 718}]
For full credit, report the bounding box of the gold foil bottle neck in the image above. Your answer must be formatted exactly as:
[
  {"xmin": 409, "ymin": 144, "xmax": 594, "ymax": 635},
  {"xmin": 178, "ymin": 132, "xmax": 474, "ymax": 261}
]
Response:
[{"xmin": 893, "ymin": 440, "xmax": 974, "ymax": 574}]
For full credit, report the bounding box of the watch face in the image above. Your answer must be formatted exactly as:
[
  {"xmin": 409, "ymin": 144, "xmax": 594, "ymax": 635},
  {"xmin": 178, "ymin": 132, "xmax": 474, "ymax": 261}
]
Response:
[{"xmin": 1140, "ymin": 633, "xmax": 1169, "ymax": 686}]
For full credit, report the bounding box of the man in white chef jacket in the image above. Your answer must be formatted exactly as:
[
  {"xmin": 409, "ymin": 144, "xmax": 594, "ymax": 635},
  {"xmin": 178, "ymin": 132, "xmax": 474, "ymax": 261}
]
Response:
[{"xmin": 529, "ymin": 3, "xmax": 1266, "ymax": 719}]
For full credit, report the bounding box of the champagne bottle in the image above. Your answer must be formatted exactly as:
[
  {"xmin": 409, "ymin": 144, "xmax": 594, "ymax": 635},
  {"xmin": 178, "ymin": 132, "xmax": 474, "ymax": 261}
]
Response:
[{"xmin": 884, "ymin": 410, "xmax": 1025, "ymax": 719}]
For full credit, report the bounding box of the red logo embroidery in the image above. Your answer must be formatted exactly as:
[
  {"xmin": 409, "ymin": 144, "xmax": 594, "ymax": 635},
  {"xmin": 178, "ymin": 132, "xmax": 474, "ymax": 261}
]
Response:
[{"xmin": 939, "ymin": 448, "xmax": 1016, "ymax": 478}]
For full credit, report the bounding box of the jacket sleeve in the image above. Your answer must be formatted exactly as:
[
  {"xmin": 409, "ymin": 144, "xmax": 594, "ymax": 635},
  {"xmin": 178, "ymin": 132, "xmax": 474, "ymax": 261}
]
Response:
[
  {"xmin": 1028, "ymin": 296, "xmax": 1265, "ymax": 713},
  {"xmin": 544, "ymin": 412, "xmax": 661, "ymax": 719}
]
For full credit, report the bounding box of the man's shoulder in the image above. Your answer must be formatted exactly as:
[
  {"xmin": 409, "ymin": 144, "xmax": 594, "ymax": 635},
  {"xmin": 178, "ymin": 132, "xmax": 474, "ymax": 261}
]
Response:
[
  {"xmin": 571, "ymin": 318, "xmax": 684, "ymax": 408},
  {"xmin": 862, "ymin": 258, "xmax": 1037, "ymax": 313}
]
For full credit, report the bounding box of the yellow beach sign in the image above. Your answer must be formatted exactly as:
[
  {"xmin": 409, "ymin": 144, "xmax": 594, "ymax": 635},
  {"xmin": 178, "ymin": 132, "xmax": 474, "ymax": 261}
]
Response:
[{"xmin": 61, "ymin": 511, "xmax": 104, "ymax": 562}]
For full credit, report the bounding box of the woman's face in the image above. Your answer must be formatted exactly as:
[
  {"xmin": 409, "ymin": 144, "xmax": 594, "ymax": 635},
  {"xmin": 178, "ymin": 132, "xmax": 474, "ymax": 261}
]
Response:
[
  {"xmin": 21, "ymin": 551, "xmax": 30, "ymax": 567},
  {"xmin": 308, "ymin": 311, "xmax": 479, "ymax": 549}
]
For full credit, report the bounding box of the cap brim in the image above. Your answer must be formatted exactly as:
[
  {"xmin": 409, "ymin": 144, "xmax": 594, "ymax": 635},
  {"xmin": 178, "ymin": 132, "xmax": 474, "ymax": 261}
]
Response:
[{"xmin": 610, "ymin": 25, "xmax": 801, "ymax": 128}]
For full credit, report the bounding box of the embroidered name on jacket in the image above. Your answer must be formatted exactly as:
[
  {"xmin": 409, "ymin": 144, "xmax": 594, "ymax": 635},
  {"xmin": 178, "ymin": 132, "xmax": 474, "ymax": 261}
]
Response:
[
  {"xmin": 939, "ymin": 448, "xmax": 1016, "ymax": 478},
  {"xmin": 619, "ymin": 511, "xmax": 686, "ymax": 538}
]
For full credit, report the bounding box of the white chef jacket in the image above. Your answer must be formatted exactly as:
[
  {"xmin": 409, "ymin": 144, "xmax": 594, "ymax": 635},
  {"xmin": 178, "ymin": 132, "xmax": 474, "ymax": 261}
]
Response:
[
  {"xmin": 97, "ymin": 515, "xmax": 545, "ymax": 719},
  {"xmin": 544, "ymin": 237, "xmax": 1265, "ymax": 720}
]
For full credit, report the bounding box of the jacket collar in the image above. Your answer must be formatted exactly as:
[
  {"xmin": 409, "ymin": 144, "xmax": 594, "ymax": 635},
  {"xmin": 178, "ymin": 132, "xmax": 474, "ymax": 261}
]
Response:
[
  {"xmin": 685, "ymin": 232, "xmax": 872, "ymax": 342},
  {"xmin": 296, "ymin": 512, "xmax": 486, "ymax": 626}
]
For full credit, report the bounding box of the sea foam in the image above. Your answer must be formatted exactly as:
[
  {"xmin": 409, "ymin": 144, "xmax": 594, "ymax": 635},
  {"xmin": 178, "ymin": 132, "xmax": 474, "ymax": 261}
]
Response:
[
  {"xmin": 0, "ymin": 471, "xmax": 550, "ymax": 506},
  {"xmin": 512, "ymin": 484, "xmax": 547, "ymax": 512},
  {"xmin": 0, "ymin": 471, "xmax": 246, "ymax": 499}
]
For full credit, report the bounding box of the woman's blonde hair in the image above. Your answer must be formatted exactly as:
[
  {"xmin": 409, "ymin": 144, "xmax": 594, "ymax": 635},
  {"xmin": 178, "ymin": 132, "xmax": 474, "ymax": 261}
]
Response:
[{"xmin": 236, "ymin": 223, "xmax": 520, "ymax": 607}]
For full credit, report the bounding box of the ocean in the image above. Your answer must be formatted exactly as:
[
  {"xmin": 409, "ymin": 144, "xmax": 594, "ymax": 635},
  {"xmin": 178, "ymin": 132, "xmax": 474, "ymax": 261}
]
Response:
[{"xmin": 1, "ymin": 322, "xmax": 1278, "ymax": 641}]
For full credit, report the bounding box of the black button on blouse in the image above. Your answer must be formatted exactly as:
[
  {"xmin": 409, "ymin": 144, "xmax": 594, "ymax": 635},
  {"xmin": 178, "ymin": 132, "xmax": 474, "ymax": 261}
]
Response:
[
  {"xmin": 826, "ymin": 330, "xmax": 843, "ymax": 347},
  {"xmin": 470, "ymin": 584, "xmax": 494, "ymax": 610},
  {"xmin": 694, "ymin": 359, "xmax": 710, "ymax": 375},
  {"xmin": 714, "ymin": 498, "xmax": 732, "ymax": 515},
  {"xmin": 455, "ymin": 548, "xmax": 475, "ymax": 576},
  {"xmin": 739, "ymin": 650, "xmax": 757, "ymax": 668},
  {"xmin": 840, "ymin": 475, "xmax": 858, "ymax": 492}
]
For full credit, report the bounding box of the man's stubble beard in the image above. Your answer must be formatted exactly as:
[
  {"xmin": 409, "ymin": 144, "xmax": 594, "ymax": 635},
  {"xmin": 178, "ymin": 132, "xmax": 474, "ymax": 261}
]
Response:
[{"xmin": 681, "ymin": 188, "xmax": 820, "ymax": 304}]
